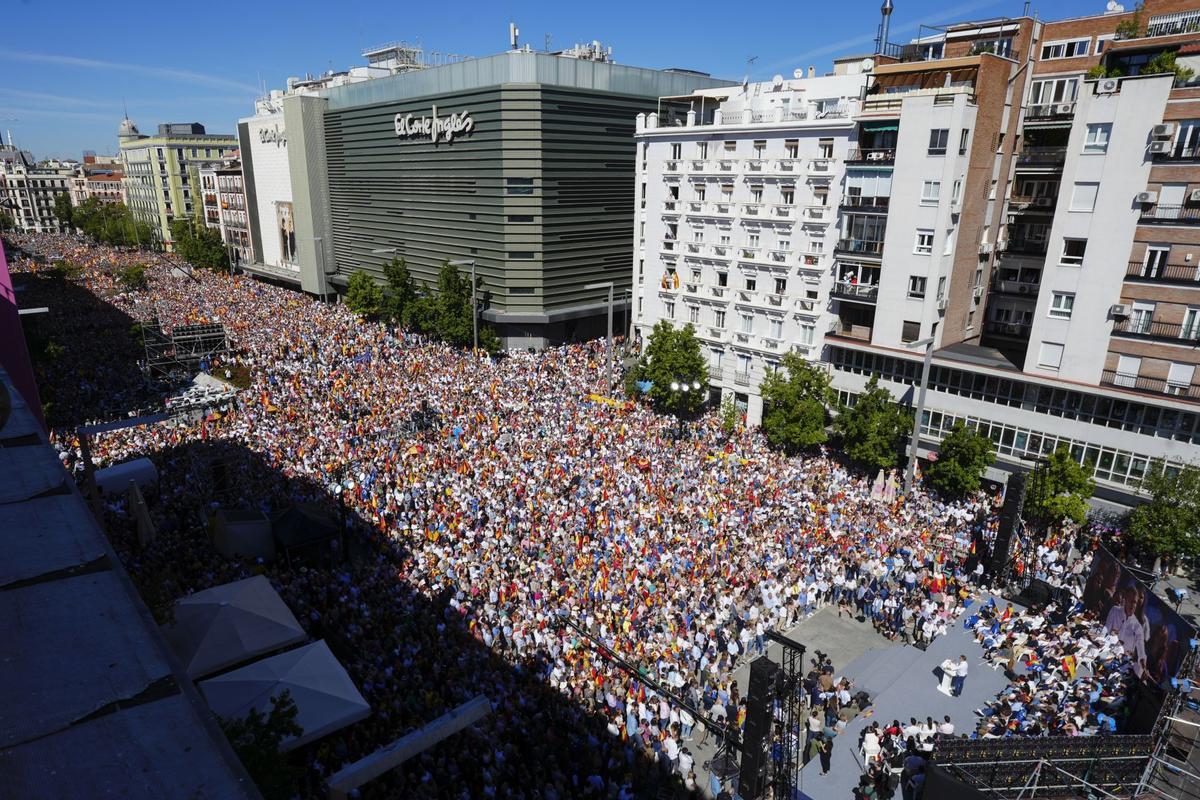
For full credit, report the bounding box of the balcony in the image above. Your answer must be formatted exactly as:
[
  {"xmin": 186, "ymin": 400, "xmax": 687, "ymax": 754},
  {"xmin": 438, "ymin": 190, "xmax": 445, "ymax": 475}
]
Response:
[
  {"xmin": 984, "ymin": 320, "xmax": 1032, "ymax": 338},
  {"xmin": 1139, "ymin": 205, "xmax": 1200, "ymax": 225},
  {"xmin": 802, "ymin": 205, "xmax": 832, "ymax": 223},
  {"xmin": 663, "ymin": 200, "xmax": 680, "ymax": 214},
  {"xmin": 689, "ymin": 159, "xmax": 708, "ymax": 173},
  {"xmin": 767, "ymin": 249, "xmax": 790, "ymax": 264},
  {"xmin": 1002, "ymin": 239, "xmax": 1047, "ymax": 257},
  {"xmin": 712, "ymin": 202, "xmax": 735, "ymax": 217},
  {"xmin": 761, "ymin": 338, "xmax": 783, "ymax": 351},
  {"xmin": 845, "ymin": 148, "xmax": 896, "ymax": 164},
  {"xmin": 711, "ymin": 286, "xmax": 728, "ymax": 299},
  {"xmin": 808, "ymin": 158, "xmax": 835, "ymax": 176},
  {"xmin": 1112, "ymin": 318, "xmax": 1200, "ymax": 343},
  {"xmin": 766, "ymin": 293, "xmax": 786, "ymax": 307},
  {"xmin": 664, "ymin": 160, "xmax": 680, "ymax": 173},
  {"xmin": 835, "ymin": 238, "xmax": 885, "ymax": 257},
  {"xmin": 1152, "ymin": 145, "xmax": 1200, "ymax": 163},
  {"xmin": 1015, "ymin": 147, "xmax": 1067, "ymax": 168},
  {"xmin": 742, "ymin": 203, "xmax": 763, "ymax": 217},
  {"xmin": 685, "ymin": 242, "xmax": 703, "ymax": 255},
  {"xmin": 1125, "ymin": 260, "xmax": 1200, "ymax": 284},
  {"xmin": 841, "ymin": 195, "xmax": 890, "ymax": 212},
  {"xmin": 829, "ymin": 320, "xmax": 873, "ymax": 341},
  {"xmin": 740, "ymin": 247, "xmax": 760, "ymax": 261},
  {"xmin": 775, "ymin": 158, "xmax": 802, "ymax": 173},
  {"xmin": 1102, "ymin": 370, "xmax": 1199, "ymax": 399},
  {"xmin": 770, "ymin": 205, "xmax": 795, "ymax": 220},
  {"xmin": 1008, "ymin": 194, "xmax": 1056, "ymax": 212},
  {"xmin": 684, "ymin": 201, "xmax": 705, "ymax": 215},
  {"xmin": 831, "ymin": 282, "xmax": 879, "ymax": 303},
  {"xmin": 1025, "ymin": 102, "xmax": 1076, "ymax": 122},
  {"xmin": 662, "ymin": 239, "xmax": 677, "ymax": 252},
  {"xmin": 745, "ymin": 159, "xmax": 766, "ymax": 173},
  {"xmin": 992, "ymin": 278, "xmax": 1041, "ymax": 296},
  {"xmin": 710, "ymin": 246, "xmax": 732, "ymax": 260}
]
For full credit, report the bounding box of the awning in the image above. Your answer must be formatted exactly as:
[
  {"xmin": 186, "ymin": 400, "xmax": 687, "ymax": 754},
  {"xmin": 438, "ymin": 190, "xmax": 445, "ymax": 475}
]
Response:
[{"xmin": 861, "ymin": 122, "xmax": 899, "ymax": 132}]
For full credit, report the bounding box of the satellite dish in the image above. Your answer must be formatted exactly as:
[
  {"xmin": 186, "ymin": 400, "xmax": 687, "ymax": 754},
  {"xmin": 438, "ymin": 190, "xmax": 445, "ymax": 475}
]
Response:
[
  {"xmin": 1106, "ymin": 0, "xmax": 1125, "ymax": 12},
  {"xmin": 861, "ymin": 58, "xmax": 875, "ymax": 73},
  {"xmin": 772, "ymin": 74, "xmax": 785, "ymax": 88},
  {"xmin": 793, "ymin": 69, "xmax": 805, "ymax": 79}
]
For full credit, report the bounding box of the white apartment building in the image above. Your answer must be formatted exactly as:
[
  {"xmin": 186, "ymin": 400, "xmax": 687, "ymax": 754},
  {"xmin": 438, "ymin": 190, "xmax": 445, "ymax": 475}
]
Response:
[
  {"xmin": 0, "ymin": 147, "xmax": 74, "ymax": 233},
  {"xmin": 633, "ymin": 64, "xmax": 871, "ymax": 422}
]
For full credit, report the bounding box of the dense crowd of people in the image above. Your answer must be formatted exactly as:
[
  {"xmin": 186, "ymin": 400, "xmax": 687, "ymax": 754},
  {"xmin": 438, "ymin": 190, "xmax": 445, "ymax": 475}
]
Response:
[{"xmin": 4, "ymin": 232, "xmax": 1147, "ymax": 798}]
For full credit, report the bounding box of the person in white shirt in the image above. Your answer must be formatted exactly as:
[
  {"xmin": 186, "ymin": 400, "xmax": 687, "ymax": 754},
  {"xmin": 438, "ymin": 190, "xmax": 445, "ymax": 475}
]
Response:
[
  {"xmin": 950, "ymin": 655, "xmax": 968, "ymax": 697},
  {"xmin": 938, "ymin": 715, "xmax": 954, "ymax": 736}
]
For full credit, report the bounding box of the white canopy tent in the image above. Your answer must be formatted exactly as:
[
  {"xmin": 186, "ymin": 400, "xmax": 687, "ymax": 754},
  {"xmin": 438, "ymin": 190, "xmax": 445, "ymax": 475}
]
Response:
[
  {"xmin": 198, "ymin": 640, "xmax": 370, "ymax": 750},
  {"xmin": 163, "ymin": 575, "xmax": 306, "ymax": 679},
  {"xmin": 93, "ymin": 457, "xmax": 158, "ymax": 495}
]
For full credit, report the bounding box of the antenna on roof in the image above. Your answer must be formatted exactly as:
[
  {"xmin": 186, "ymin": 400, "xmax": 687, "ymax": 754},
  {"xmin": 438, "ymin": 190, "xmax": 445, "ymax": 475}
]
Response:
[
  {"xmin": 509, "ymin": 22, "xmax": 520, "ymax": 50},
  {"xmin": 545, "ymin": 33, "xmax": 552, "ymax": 52},
  {"xmin": 744, "ymin": 55, "xmax": 758, "ymax": 89}
]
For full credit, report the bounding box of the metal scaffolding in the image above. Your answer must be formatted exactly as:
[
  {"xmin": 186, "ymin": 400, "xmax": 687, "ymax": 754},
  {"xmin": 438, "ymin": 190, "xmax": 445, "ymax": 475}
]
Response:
[{"xmin": 141, "ymin": 318, "xmax": 230, "ymax": 379}]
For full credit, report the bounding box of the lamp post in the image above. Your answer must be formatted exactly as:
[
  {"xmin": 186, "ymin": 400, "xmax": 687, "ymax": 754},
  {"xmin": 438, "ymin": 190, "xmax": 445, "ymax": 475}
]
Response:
[
  {"xmin": 449, "ymin": 259, "xmax": 477, "ymax": 351},
  {"xmin": 669, "ymin": 379, "xmax": 703, "ymax": 439},
  {"xmin": 904, "ymin": 336, "xmax": 937, "ymax": 497},
  {"xmin": 329, "ymin": 473, "xmax": 355, "ymax": 563},
  {"xmin": 586, "ymin": 281, "xmax": 615, "ymax": 394}
]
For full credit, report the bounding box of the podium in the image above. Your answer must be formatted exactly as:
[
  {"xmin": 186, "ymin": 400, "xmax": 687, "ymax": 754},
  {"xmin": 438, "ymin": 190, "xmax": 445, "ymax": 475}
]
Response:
[{"xmin": 938, "ymin": 659, "xmax": 955, "ymax": 695}]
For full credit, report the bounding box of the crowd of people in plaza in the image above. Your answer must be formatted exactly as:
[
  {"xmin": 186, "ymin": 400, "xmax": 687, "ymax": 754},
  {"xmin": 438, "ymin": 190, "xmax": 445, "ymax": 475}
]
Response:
[{"xmin": 3, "ymin": 232, "xmax": 1150, "ymax": 797}]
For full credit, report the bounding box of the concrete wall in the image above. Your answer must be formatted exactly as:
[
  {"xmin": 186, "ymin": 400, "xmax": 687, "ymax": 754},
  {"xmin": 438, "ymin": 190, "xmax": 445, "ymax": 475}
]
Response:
[
  {"xmin": 283, "ymin": 94, "xmax": 333, "ymax": 295},
  {"xmin": 241, "ymin": 111, "xmax": 295, "ymax": 273}
]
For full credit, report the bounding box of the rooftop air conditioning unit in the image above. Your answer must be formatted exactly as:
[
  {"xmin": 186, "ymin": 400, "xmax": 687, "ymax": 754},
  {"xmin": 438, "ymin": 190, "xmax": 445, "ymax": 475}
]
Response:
[
  {"xmin": 1110, "ymin": 303, "xmax": 1130, "ymax": 318},
  {"xmin": 1097, "ymin": 77, "xmax": 1120, "ymax": 94},
  {"xmin": 1136, "ymin": 191, "xmax": 1159, "ymax": 204},
  {"xmin": 1149, "ymin": 141, "xmax": 1172, "ymax": 155},
  {"xmin": 1153, "ymin": 122, "xmax": 1177, "ymax": 139}
]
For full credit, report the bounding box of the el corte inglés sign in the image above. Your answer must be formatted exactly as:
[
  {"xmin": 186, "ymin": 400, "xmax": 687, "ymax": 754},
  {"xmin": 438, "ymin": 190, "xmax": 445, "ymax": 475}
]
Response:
[{"xmin": 394, "ymin": 106, "xmax": 474, "ymax": 144}]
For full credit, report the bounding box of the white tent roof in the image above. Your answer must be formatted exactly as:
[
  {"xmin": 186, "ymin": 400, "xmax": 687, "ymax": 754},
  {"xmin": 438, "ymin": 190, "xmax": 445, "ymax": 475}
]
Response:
[
  {"xmin": 198, "ymin": 640, "xmax": 370, "ymax": 750},
  {"xmin": 163, "ymin": 575, "xmax": 306, "ymax": 679}
]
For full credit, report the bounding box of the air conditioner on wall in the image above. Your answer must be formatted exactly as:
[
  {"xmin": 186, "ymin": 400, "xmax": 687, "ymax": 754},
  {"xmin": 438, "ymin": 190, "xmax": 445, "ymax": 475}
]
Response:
[
  {"xmin": 1153, "ymin": 122, "xmax": 1177, "ymax": 139},
  {"xmin": 1097, "ymin": 78, "xmax": 1120, "ymax": 94},
  {"xmin": 1110, "ymin": 304, "xmax": 1130, "ymax": 318},
  {"xmin": 1149, "ymin": 141, "xmax": 1172, "ymax": 155},
  {"xmin": 937, "ymin": 297, "xmax": 948, "ymax": 311},
  {"xmin": 1190, "ymin": 189, "xmax": 1200, "ymax": 203},
  {"xmin": 1136, "ymin": 191, "xmax": 1159, "ymax": 204},
  {"xmin": 979, "ymin": 242, "xmax": 994, "ymax": 254},
  {"xmin": 1055, "ymin": 103, "xmax": 1076, "ymax": 115},
  {"xmin": 1033, "ymin": 197, "xmax": 1053, "ymax": 207}
]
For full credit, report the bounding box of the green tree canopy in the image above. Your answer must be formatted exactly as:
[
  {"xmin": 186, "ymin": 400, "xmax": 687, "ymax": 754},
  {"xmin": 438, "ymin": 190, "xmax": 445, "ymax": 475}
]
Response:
[
  {"xmin": 926, "ymin": 421, "xmax": 995, "ymax": 497},
  {"xmin": 834, "ymin": 376, "xmax": 910, "ymax": 472},
  {"xmin": 718, "ymin": 395, "xmax": 742, "ymax": 435},
  {"xmin": 0, "ymin": 209, "xmax": 13, "ymax": 232},
  {"xmin": 1126, "ymin": 464, "xmax": 1200, "ymax": 560},
  {"xmin": 53, "ymin": 192, "xmax": 73, "ymax": 230},
  {"xmin": 625, "ymin": 320, "xmax": 709, "ymax": 416},
  {"xmin": 760, "ymin": 351, "xmax": 837, "ymax": 452},
  {"xmin": 170, "ymin": 217, "xmax": 228, "ymax": 270},
  {"xmin": 71, "ymin": 198, "xmax": 155, "ymax": 248},
  {"xmin": 1146, "ymin": 50, "xmax": 1195, "ymax": 85},
  {"xmin": 219, "ymin": 690, "xmax": 303, "ymax": 800},
  {"xmin": 382, "ymin": 257, "xmax": 418, "ymax": 326},
  {"xmin": 344, "ymin": 270, "xmax": 385, "ymax": 319},
  {"xmin": 1024, "ymin": 445, "xmax": 1095, "ymax": 530},
  {"xmin": 117, "ymin": 264, "xmax": 149, "ymax": 292}
]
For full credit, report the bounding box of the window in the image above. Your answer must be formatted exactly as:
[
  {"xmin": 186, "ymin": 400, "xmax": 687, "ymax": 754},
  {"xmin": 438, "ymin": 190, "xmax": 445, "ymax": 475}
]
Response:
[
  {"xmin": 1061, "ymin": 238, "xmax": 1087, "ymax": 266},
  {"xmin": 774, "ymin": 277, "xmax": 787, "ymax": 294},
  {"xmin": 959, "ymin": 128, "xmax": 970, "ymax": 155},
  {"xmin": 784, "ymin": 139, "xmax": 799, "ymax": 158},
  {"xmin": 781, "ymin": 187, "xmax": 794, "ymax": 205},
  {"xmin": 1168, "ymin": 363, "xmax": 1196, "ymax": 394},
  {"xmin": 768, "ymin": 318, "xmax": 783, "ymax": 339},
  {"xmin": 908, "ymin": 276, "xmax": 927, "ymax": 298},
  {"xmin": 1041, "ymin": 39, "xmax": 1090, "ymax": 59},
  {"xmin": 750, "ymin": 186, "xmax": 763, "ymax": 203},
  {"xmin": 1070, "ymin": 182, "xmax": 1098, "ymax": 212},
  {"xmin": 1183, "ymin": 307, "xmax": 1200, "ymax": 340},
  {"xmin": 798, "ymin": 324, "xmax": 815, "ymax": 345},
  {"xmin": 952, "ymin": 179, "xmax": 962, "ymax": 205},
  {"xmin": 1114, "ymin": 354, "xmax": 1141, "ymax": 386},
  {"xmin": 753, "ymin": 140, "xmax": 767, "ymax": 157},
  {"xmin": 694, "ymin": 185, "xmax": 706, "ymax": 201},
  {"xmin": 1049, "ymin": 292, "xmax": 1075, "ymax": 319},
  {"xmin": 928, "ymin": 129, "xmax": 949, "ymax": 155},
  {"xmin": 1029, "ymin": 77, "xmax": 1079, "ymax": 108},
  {"xmin": 689, "ymin": 305, "xmax": 700, "ymax": 323},
  {"xmin": 670, "ymin": 143, "xmax": 682, "ymax": 159},
  {"xmin": 665, "ymin": 301, "xmax": 676, "ymax": 319},
  {"xmin": 921, "ymin": 181, "xmax": 941, "ymax": 203},
  {"xmin": 745, "ymin": 276, "xmax": 757, "ymax": 292},
  {"xmin": 748, "ymin": 233, "xmax": 760, "ymax": 248},
  {"xmin": 819, "ymin": 138, "xmax": 834, "ymax": 158},
  {"xmin": 1084, "ymin": 123, "xmax": 1111, "ymax": 154},
  {"xmin": 506, "ymin": 178, "xmax": 534, "ymax": 195},
  {"xmin": 508, "ymin": 214, "xmax": 534, "ymax": 223},
  {"xmin": 1038, "ymin": 342, "xmax": 1064, "ymax": 369},
  {"xmin": 736, "ymin": 353, "xmax": 752, "ymax": 376},
  {"xmin": 740, "ymin": 313, "xmax": 754, "ymax": 334},
  {"xmin": 943, "ymin": 228, "xmax": 955, "ymax": 255},
  {"xmin": 915, "ymin": 230, "xmax": 935, "ymax": 254},
  {"xmin": 697, "ymin": 142, "xmax": 708, "ymax": 159},
  {"xmin": 901, "ymin": 320, "xmax": 921, "ymax": 343},
  {"xmin": 714, "ymin": 309, "xmax": 726, "ymax": 328},
  {"xmin": 717, "ymin": 271, "xmax": 728, "ymax": 287},
  {"xmin": 723, "ymin": 140, "xmax": 736, "ymax": 153},
  {"xmin": 507, "ymin": 251, "xmax": 536, "ymax": 260}
]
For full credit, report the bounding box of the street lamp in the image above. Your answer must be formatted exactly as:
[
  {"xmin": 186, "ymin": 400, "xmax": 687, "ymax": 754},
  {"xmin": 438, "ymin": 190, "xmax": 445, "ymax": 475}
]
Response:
[
  {"xmin": 668, "ymin": 379, "xmax": 703, "ymax": 438},
  {"xmin": 904, "ymin": 336, "xmax": 937, "ymax": 497},
  {"xmin": 586, "ymin": 281, "xmax": 615, "ymax": 395},
  {"xmin": 329, "ymin": 474, "xmax": 356, "ymax": 562},
  {"xmin": 449, "ymin": 259, "xmax": 477, "ymax": 351}
]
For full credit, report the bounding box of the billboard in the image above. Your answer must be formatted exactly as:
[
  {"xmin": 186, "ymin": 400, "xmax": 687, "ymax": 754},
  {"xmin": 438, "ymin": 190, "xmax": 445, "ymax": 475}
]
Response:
[{"xmin": 1082, "ymin": 547, "xmax": 1194, "ymax": 687}]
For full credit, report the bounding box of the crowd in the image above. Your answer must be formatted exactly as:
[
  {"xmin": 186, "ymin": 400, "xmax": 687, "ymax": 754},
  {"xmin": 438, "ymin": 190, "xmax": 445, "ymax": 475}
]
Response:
[{"xmin": 7, "ymin": 232, "xmax": 1102, "ymax": 798}]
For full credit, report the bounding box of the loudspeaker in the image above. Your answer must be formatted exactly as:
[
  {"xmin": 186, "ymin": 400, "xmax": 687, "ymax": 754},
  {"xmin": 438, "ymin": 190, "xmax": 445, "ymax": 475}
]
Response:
[
  {"xmin": 989, "ymin": 473, "xmax": 1026, "ymax": 578},
  {"xmin": 737, "ymin": 657, "xmax": 779, "ymax": 800}
]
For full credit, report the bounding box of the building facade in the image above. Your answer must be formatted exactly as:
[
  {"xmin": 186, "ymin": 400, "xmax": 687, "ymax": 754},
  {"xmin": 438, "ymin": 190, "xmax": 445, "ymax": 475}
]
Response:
[
  {"xmin": 0, "ymin": 146, "xmax": 74, "ymax": 233},
  {"xmin": 70, "ymin": 153, "xmax": 124, "ymax": 207},
  {"xmin": 199, "ymin": 155, "xmax": 253, "ymax": 266},
  {"xmin": 118, "ymin": 120, "xmax": 237, "ymax": 250},
  {"xmin": 636, "ymin": 2, "xmax": 1200, "ymax": 500}
]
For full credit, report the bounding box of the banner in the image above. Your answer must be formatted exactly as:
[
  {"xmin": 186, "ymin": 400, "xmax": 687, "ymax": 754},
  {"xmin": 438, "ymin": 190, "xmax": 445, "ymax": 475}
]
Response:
[{"xmin": 1082, "ymin": 547, "xmax": 1194, "ymax": 688}]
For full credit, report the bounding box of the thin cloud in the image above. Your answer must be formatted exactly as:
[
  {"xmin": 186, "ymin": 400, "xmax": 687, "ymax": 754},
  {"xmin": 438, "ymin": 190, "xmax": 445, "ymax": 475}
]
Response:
[
  {"xmin": 763, "ymin": 0, "xmax": 1006, "ymax": 72},
  {"xmin": 0, "ymin": 88, "xmax": 114, "ymax": 109},
  {"xmin": 0, "ymin": 50, "xmax": 259, "ymax": 94},
  {"xmin": 3, "ymin": 107, "xmax": 117, "ymax": 122}
]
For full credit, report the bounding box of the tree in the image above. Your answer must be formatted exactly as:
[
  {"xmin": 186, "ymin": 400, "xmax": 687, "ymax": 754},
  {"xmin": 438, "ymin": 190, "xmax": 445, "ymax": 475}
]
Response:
[
  {"xmin": 117, "ymin": 263, "xmax": 149, "ymax": 292},
  {"xmin": 382, "ymin": 256, "xmax": 417, "ymax": 325},
  {"xmin": 1126, "ymin": 464, "xmax": 1200, "ymax": 560},
  {"xmin": 718, "ymin": 396, "xmax": 742, "ymax": 436},
  {"xmin": 344, "ymin": 269, "xmax": 385, "ymax": 318},
  {"xmin": 0, "ymin": 209, "xmax": 13, "ymax": 232},
  {"xmin": 760, "ymin": 351, "xmax": 837, "ymax": 452},
  {"xmin": 625, "ymin": 320, "xmax": 709, "ymax": 416},
  {"xmin": 53, "ymin": 192, "xmax": 74, "ymax": 231},
  {"xmin": 1115, "ymin": 5, "xmax": 1142, "ymax": 40},
  {"xmin": 170, "ymin": 217, "xmax": 228, "ymax": 270},
  {"xmin": 1024, "ymin": 445, "xmax": 1095, "ymax": 531},
  {"xmin": 926, "ymin": 421, "xmax": 995, "ymax": 497},
  {"xmin": 1145, "ymin": 50, "xmax": 1195, "ymax": 85},
  {"xmin": 219, "ymin": 690, "xmax": 303, "ymax": 800},
  {"xmin": 834, "ymin": 376, "xmax": 910, "ymax": 472}
]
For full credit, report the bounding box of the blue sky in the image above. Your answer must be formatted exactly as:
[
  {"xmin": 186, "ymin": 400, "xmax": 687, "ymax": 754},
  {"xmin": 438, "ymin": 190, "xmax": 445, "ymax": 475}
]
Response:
[{"xmin": 3, "ymin": 0, "xmax": 1107, "ymax": 159}]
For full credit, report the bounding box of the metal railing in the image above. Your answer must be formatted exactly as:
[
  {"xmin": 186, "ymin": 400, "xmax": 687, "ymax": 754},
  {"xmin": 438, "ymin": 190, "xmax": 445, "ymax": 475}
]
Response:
[
  {"xmin": 835, "ymin": 238, "xmax": 885, "ymax": 256},
  {"xmin": 1153, "ymin": 146, "xmax": 1200, "ymax": 161},
  {"xmin": 841, "ymin": 195, "xmax": 890, "ymax": 211},
  {"xmin": 1008, "ymin": 194, "xmax": 1057, "ymax": 211},
  {"xmin": 1003, "ymin": 239, "xmax": 1047, "ymax": 256},
  {"xmin": 846, "ymin": 148, "xmax": 896, "ymax": 164},
  {"xmin": 831, "ymin": 283, "xmax": 879, "ymax": 302},
  {"xmin": 984, "ymin": 320, "xmax": 1032, "ymax": 337},
  {"xmin": 992, "ymin": 279, "xmax": 1041, "ymax": 295},
  {"xmin": 1140, "ymin": 205, "xmax": 1200, "ymax": 224},
  {"xmin": 1113, "ymin": 318, "xmax": 1200, "ymax": 342},
  {"xmin": 1102, "ymin": 370, "xmax": 1199, "ymax": 399},
  {"xmin": 1125, "ymin": 260, "xmax": 1200, "ymax": 283},
  {"xmin": 829, "ymin": 321, "xmax": 873, "ymax": 341},
  {"xmin": 1016, "ymin": 146, "xmax": 1067, "ymax": 166}
]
